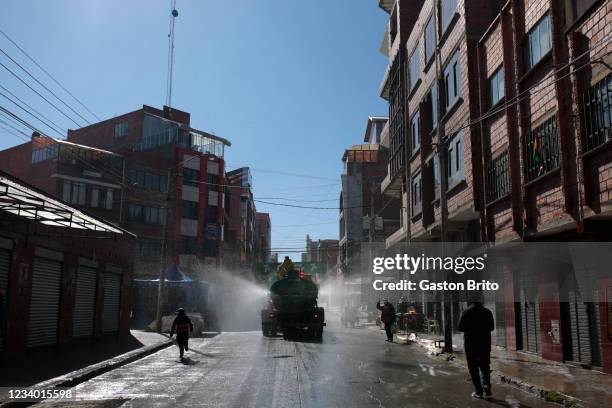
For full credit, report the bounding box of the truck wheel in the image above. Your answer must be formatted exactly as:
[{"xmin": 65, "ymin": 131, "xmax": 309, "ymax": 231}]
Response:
[
  {"xmin": 316, "ymin": 328, "xmax": 323, "ymax": 340},
  {"xmin": 262, "ymin": 326, "xmax": 269, "ymax": 337}
]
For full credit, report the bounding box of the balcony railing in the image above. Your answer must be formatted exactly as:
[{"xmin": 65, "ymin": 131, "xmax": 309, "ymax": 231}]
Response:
[
  {"xmin": 486, "ymin": 150, "xmax": 510, "ymax": 203},
  {"xmin": 524, "ymin": 115, "xmax": 560, "ymax": 182},
  {"xmin": 583, "ymin": 73, "xmax": 612, "ymax": 151}
]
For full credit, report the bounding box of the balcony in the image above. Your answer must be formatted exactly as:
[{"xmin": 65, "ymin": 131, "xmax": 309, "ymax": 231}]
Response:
[{"xmin": 381, "ymin": 165, "xmax": 402, "ymax": 197}]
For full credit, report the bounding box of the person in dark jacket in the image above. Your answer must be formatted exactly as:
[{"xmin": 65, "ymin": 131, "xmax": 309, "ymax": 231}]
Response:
[
  {"xmin": 458, "ymin": 302, "xmax": 495, "ymax": 399},
  {"xmin": 170, "ymin": 308, "xmax": 194, "ymax": 359},
  {"xmin": 376, "ymin": 299, "xmax": 396, "ymax": 342}
]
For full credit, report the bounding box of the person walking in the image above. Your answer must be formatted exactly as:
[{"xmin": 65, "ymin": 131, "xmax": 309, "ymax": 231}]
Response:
[
  {"xmin": 170, "ymin": 308, "xmax": 194, "ymax": 360},
  {"xmin": 458, "ymin": 301, "xmax": 495, "ymax": 399},
  {"xmin": 376, "ymin": 299, "xmax": 396, "ymax": 342}
]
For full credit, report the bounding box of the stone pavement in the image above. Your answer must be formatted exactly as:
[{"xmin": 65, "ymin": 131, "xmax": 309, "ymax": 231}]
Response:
[{"xmin": 362, "ymin": 324, "xmax": 612, "ymax": 408}]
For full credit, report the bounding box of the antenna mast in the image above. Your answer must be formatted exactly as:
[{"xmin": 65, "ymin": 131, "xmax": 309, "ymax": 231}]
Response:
[{"xmin": 165, "ymin": 0, "xmax": 178, "ymax": 108}]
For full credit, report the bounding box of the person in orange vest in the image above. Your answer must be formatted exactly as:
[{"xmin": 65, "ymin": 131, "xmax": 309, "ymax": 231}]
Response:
[{"xmin": 170, "ymin": 308, "xmax": 194, "ymax": 359}]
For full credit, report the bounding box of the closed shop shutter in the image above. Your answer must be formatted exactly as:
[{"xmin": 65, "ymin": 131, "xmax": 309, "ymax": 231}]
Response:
[
  {"xmin": 102, "ymin": 273, "xmax": 121, "ymax": 333},
  {"xmin": 72, "ymin": 266, "xmax": 97, "ymax": 338},
  {"xmin": 568, "ymin": 290, "xmax": 603, "ymax": 366},
  {"xmin": 520, "ymin": 289, "xmax": 540, "ymax": 353},
  {"xmin": 0, "ymin": 249, "xmax": 11, "ymax": 352},
  {"xmin": 494, "ymin": 302, "xmax": 506, "ymax": 348},
  {"xmin": 27, "ymin": 258, "xmax": 62, "ymax": 348}
]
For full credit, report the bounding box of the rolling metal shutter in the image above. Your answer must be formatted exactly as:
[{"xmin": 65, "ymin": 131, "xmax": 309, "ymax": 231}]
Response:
[
  {"xmin": 0, "ymin": 249, "xmax": 11, "ymax": 352},
  {"xmin": 494, "ymin": 302, "xmax": 507, "ymax": 348},
  {"xmin": 102, "ymin": 273, "xmax": 121, "ymax": 333},
  {"xmin": 72, "ymin": 266, "xmax": 97, "ymax": 338},
  {"xmin": 520, "ymin": 289, "xmax": 540, "ymax": 353},
  {"xmin": 568, "ymin": 290, "xmax": 603, "ymax": 366},
  {"xmin": 27, "ymin": 258, "xmax": 62, "ymax": 348}
]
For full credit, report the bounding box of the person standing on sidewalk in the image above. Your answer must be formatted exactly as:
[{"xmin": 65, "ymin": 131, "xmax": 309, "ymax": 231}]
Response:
[
  {"xmin": 458, "ymin": 301, "xmax": 495, "ymax": 400},
  {"xmin": 170, "ymin": 308, "xmax": 193, "ymax": 360},
  {"xmin": 376, "ymin": 299, "xmax": 396, "ymax": 343}
]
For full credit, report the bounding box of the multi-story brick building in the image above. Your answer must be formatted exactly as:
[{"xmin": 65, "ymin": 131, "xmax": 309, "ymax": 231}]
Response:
[
  {"xmin": 254, "ymin": 212, "xmax": 272, "ymax": 264},
  {"xmin": 0, "ymin": 105, "xmax": 231, "ymax": 282},
  {"xmin": 303, "ymin": 235, "xmax": 339, "ymax": 279},
  {"xmin": 376, "ymin": 0, "xmax": 612, "ymax": 373}
]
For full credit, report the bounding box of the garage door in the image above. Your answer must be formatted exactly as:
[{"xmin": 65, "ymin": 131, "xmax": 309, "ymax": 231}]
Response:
[
  {"xmin": 0, "ymin": 249, "xmax": 11, "ymax": 352},
  {"xmin": 102, "ymin": 273, "xmax": 121, "ymax": 333},
  {"xmin": 27, "ymin": 257, "xmax": 62, "ymax": 348},
  {"xmin": 72, "ymin": 265, "xmax": 97, "ymax": 338}
]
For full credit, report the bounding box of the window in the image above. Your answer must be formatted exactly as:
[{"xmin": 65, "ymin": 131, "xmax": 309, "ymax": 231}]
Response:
[
  {"xmin": 524, "ymin": 115, "xmax": 560, "ymax": 182},
  {"xmin": 444, "ymin": 50, "xmax": 461, "ymax": 110},
  {"xmin": 410, "ymin": 111, "xmax": 420, "ymax": 153},
  {"xmin": 129, "ymin": 170, "xmax": 167, "ymax": 192},
  {"xmin": 207, "ymin": 174, "xmax": 220, "ymax": 191},
  {"xmin": 91, "ymin": 187, "xmax": 113, "ymax": 209},
  {"xmin": 205, "ymin": 205, "xmax": 218, "ymax": 222},
  {"xmin": 411, "ymin": 173, "xmax": 422, "ymax": 216},
  {"xmin": 128, "ymin": 204, "xmax": 165, "ymax": 225},
  {"xmin": 135, "ymin": 114, "xmax": 179, "ymax": 151},
  {"xmin": 583, "ymin": 73, "xmax": 612, "ymax": 151},
  {"xmin": 424, "ymin": 15, "xmax": 436, "ymax": 63},
  {"xmin": 408, "ymin": 46, "xmax": 421, "ymax": 91},
  {"xmin": 487, "ymin": 151, "xmax": 510, "ymax": 202},
  {"xmin": 31, "ymin": 144, "xmax": 58, "ymax": 164},
  {"xmin": 182, "ymin": 200, "xmax": 199, "ymax": 220},
  {"xmin": 524, "ymin": 13, "xmax": 551, "ymax": 71},
  {"xmin": 62, "ymin": 181, "xmax": 85, "ymax": 205},
  {"xmin": 388, "ymin": 49, "xmax": 406, "ymax": 179},
  {"xmin": 114, "ymin": 122, "xmax": 128, "ymax": 138},
  {"xmin": 430, "ymin": 86, "xmax": 438, "ymax": 130},
  {"xmin": 433, "ymin": 154, "xmax": 441, "ymax": 199},
  {"xmin": 203, "ymin": 239, "xmax": 218, "ymax": 257},
  {"xmin": 183, "ymin": 168, "xmax": 200, "ymax": 187},
  {"xmin": 447, "ymin": 130, "xmax": 465, "ymax": 187},
  {"xmin": 489, "ymin": 66, "xmax": 505, "ymax": 107},
  {"xmin": 181, "ymin": 236, "xmax": 198, "ymax": 255},
  {"xmin": 240, "ymin": 197, "xmax": 248, "ymax": 218},
  {"xmin": 136, "ymin": 239, "xmax": 162, "ymax": 258},
  {"xmin": 441, "ymin": 0, "xmax": 458, "ymax": 34}
]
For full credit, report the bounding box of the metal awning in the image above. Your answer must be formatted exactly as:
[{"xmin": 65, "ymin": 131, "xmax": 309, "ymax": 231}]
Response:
[{"xmin": 0, "ymin": 171, "xmax": 133, "ymax": 236}]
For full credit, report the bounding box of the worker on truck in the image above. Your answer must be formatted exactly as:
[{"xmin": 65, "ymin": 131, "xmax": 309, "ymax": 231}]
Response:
[{"xmin": 276, "ymin": 256, "xmax": 295, "ymax": 279}]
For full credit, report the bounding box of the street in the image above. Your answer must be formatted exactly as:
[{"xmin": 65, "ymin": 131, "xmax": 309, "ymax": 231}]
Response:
[{"xmin": 54, "ymin": 315, "xmax": 556, "ymax": 408}]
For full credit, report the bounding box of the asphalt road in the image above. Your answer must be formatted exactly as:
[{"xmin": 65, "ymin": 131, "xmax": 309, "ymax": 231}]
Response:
[{"xmin": 42, "ymin": 318, "xmax": 558, "ymax": 408}]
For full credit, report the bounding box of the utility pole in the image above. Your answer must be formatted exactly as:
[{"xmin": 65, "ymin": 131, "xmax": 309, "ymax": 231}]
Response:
[
  {"xmin": 155, "ymin": 169, "xmax": 173, "ymax": 333},
  {"xmin": 432, "ymin": 0, "xmax": 453, "ymax": 353}
]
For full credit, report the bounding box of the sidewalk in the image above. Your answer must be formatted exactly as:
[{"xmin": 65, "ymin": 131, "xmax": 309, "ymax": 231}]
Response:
[
  {"xmin": 0, "ymin": 330, "xmax": 172, "ymax": 389},
  {"xmin": 381, "ymin": 327, "xmax": 612, "ymax": 408}
]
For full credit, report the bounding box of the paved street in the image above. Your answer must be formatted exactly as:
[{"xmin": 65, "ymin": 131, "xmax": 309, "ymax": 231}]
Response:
[{"xmin": 48, "ymin": 316, "xmax": 557, "ymax": 408}]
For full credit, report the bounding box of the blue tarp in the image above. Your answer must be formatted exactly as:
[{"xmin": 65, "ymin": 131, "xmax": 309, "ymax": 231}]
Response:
[{"xmin": 133, "ymin": 263, "xmax": 194, "ymax": 283}]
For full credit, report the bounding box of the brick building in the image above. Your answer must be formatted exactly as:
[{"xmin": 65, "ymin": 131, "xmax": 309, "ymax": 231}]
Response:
[
  {"xmin": 0, "ymin": 171, "xmax": 134, "ymax": 358},
  {"xmin": 254, "ymin": 212, "xmax": 272, "ymax": 264},
  {"xmin": 376, "ymin": 0, "xmax": 612, "ymax": 373},
  {"xmin": 303, "ymin": 235, "xmax": 339, "ymax": 279},
  {"xmin": 0, "ymin": 105, "xmax": 231, "ymax": 282}
]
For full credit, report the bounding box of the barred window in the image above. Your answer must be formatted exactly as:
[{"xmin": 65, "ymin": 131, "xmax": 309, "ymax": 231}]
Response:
[
  {"xmin": 388, "ymin": 49, "xmax": 406, "ymax": 178},
  {"xmin": 524, "ymin": 115, "xmax": 560, "ymax": 182},
  {"xmin": 487, "ymin": 151, "xmax": 510, "ymax": 203},
  {"xmin": 583, "ymin": 73, "xmax": 612, "ymax": 151}
]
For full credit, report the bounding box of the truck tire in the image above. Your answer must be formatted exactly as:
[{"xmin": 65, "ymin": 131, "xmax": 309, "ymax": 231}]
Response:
[{"xmin": 262, "ymin": 325, "xmax": 269, "ymax": 337}]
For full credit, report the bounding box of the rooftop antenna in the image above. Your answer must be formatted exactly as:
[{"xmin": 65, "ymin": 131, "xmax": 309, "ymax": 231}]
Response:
[{"xmin": 165, "ymin": 0, "xmax": 178, "ymax": 108}]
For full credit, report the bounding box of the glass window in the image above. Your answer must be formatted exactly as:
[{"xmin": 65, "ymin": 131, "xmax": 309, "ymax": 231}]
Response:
[
  {"xmin": 182, "ymin": 200, "xmax": 199, "ymax": 220},
  {"xmin": 489, "ymin": 66, "xmax": 505, "ymax": 107},
  {"xmin": 411, "ymin": 173, "xmax": 422, "ymax": 216},
  {"xmin": 63, "ymin": 181, "xmax": 85, "ymax": 205},
  {"xmin": 91, "ymin": 187, "xmax": 99, "ymax": 208},
  {"xmin": 524, "ymin": 14, "xmax": 552, "ymax": 71},
  {"xmin": 183, "ymin": 168, "xmax": 200, "ymax": 187},
  {"xmin": 410, "ymin": 111, "xmax": 420, "ymax": 153},
  {"xmin": 128, "ymin": 204, "xmax": 164, "ymax": 225},
  {"xmin": 409, "ymin": 46, "xmax": 421, "ymax": 91},
  {"xmin": 447, "ymin": 130, "xmax": 465, "ymax": 187},
  {"xmin": 114, "ymin": 122, "xmax": 128, "ymax": 138},
  {"xmin": 433, "ymin": 154, "xmax": 441, "ymax": 199},
  {"xmin": 181, "ymin": 236, "xmax": 198, "ymax": 255},
  {"xmin": 444, "ymin": 50, "xmax": 461, "ymax": 110},
  {"xmin": 441, "ymin": 0, "xmax": 458, "ymax": 34},
  {"xmin": 424, "ymin": 15, "xmax": 436, "ymax": 62}
]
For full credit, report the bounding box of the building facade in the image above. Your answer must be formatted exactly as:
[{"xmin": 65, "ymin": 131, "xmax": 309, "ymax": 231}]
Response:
[
  {"xmin": 376, "ymin": 0, "xmax": 612, "ymax": 373},
  {"xmin": 0, "ymin": 105, "xmax": 230, "ymax": 282}
]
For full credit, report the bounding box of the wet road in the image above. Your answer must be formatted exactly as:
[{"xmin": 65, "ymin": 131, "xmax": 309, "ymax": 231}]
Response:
[{"xmin": 52, "ymin": 318, "xmax": 557, "ymax": 408}]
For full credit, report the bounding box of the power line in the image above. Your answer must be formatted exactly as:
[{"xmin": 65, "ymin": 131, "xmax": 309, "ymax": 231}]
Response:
[
  {"xmin": 0, "ymin": 84, "xmax": 67, "ymax": 134},
  {"xmin": 0, "ymin": 46, "xmax": 90, "ymax": 125},
  {"xmin": 0, "ymin": 29, "xmax": 100, "ymax": 121},
  {"xmin": 0, "ymin": 89, "xmax": 65, "ymax": 137},
  {"xmin": 0, "ymin": 60, "xmax": 82, "ymax": 127}
]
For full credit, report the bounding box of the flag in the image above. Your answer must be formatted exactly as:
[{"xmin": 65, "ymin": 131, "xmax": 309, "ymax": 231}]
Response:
[{"xmin": 532, "ymin": 131, "xmax": 544, "ymax": 175}]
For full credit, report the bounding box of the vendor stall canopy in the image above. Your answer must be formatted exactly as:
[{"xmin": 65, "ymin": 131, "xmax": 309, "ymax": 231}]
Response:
[{"xmin": 0, "ymin": 170, "xmax": 133, "ymax": 237}]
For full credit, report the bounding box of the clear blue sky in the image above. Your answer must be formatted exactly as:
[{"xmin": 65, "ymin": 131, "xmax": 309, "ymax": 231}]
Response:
[{"xmin": 0, "ymin": 0, "xmax": 388, "ymax": 261}]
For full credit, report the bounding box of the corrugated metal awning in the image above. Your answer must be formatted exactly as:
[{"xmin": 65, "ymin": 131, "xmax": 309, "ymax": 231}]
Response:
[{"xmin": 0, "ymin": 170, "xmax": 134, "ymax": 236}]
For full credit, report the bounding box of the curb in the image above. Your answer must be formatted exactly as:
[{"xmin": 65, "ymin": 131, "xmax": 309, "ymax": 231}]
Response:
[
  {"xmin": 0, "ymin": 339, "xmax": 173, "ymax": 408},
  {"xmin": 396, "ymin": 334, "xmax": 584, "ymax": 408}
]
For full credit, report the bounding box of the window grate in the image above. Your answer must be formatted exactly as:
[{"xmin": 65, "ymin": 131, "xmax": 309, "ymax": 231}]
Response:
[
  {"xmin": 487, "ymin": 150, "xmax": 510, "ymax": 203},
  {"xmin": 388, "ymin": 48, "xmax": 406, "ymax": 178},
  {"xmin": 582, "ymin": 73, "xmax": 612, "ymax": 151},
  {"xmin": 524, "ymin": 115, "xmax": 560, "ymax": 182}
]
